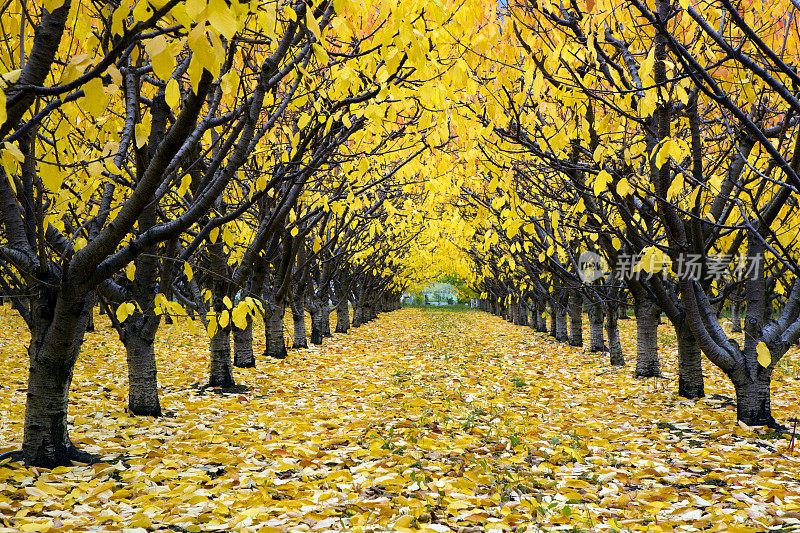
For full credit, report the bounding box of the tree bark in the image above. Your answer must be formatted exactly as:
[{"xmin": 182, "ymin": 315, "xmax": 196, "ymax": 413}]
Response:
[
  {"xmin": 264, "ymin": 304, "xmax": 287, "ymax": 359},
  {"xmin": 568, "ymin": 291, "xmax": 583, "ymax": 347},
  {"xmin": 233, "ymin": 315, "xmax": 255, "ymax": 367},
  {"xmin": 536, "ymin": 300, "xmax": 547, "ymax": 332},
  {"xmin": 731, "ymin": 298, "xmax": 743, "ymax": 333},
  {"xmin": 605, "ymin": 306, "xmax": 625, "ymax": 365},
  {"xmin": 517, "ymin": 300, "xmax": 528, "ymax": 326},
  {"xmin": 309, "ymin": 295, "xmax": 323, "ymax": 345},
  {"xmin": 335, "ymin": 297, "xmax": 349, "ymax": 333},
  {"xmin": 292, "ymin": 309, "xmax": 307, "ymax": 348},
  {"xmin": 556, "ymin": 302, "xmax": 568, "ymax": 342},
  {"xmin": 733, "ymin": 372, "xmax": 774, "ymax": 427},
  {"xmin": 321, "ymin": 299, "xmax": 332, "ymax": 338},
  {"xmin": 588, "ymin": 301, "xmax": 605, "ymax": 352},
  {"xmin": 677, "ymin": 331, "xmax": 704, "ymax": 399},
  {"xmin": 23, "ymin": 294, "xmax": 94, "ymax": 467},
  {"xmin": 125, "ymin": 325, "xmax": 162, "ymax": 416},
  {"xmin": 635, "ymin": 300, "xmax": 661, "ymax": 377},
  {"xmin": 209, "ymin": 325, "xmax": 234, "ymax": 387}
]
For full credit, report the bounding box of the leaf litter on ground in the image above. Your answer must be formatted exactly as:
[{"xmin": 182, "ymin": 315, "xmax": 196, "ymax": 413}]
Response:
[{"xmin": 1, "ymin": 306, "xmax": 800, "ymax": 532}]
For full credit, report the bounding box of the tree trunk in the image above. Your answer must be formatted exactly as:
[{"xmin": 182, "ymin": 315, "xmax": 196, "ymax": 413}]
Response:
[
  {"xmin": 677, "ymin": 331, "xmax": 704, "ymax": 399},
  {"xmin": 264, "ymin": 304, "xmax": 287, "ymax": 359},
  {"xmin": 568, "ymin": 291, "xmax": 583, "ymax": 347},
  {"xmin": 233, "ymin": 315, "xmax": 255, "ymax": 367},
  {"xmin": 733, "ymin": 372, "xmax": 774, "ymax": 427},
  {"xmin": 292, "ymin": 309, "xmax": 307, "ymax": 348},
  {"xmin": 125, "ymin": 328, "xmax": 162, "ymax": 416},
  {"xmin": 309, "ymin": 295, "xmax": 323, "ymax": 345},
  {"xmin": 556, "ymin": 302, "xmax": 568, "ymax": 342},
  {"xmin": 605, "ymin": 306, "xmax": 625, "ymax": 365},
  {"xmin": 536, "ymin": 301, "xmax": 547, "ymax": 332},
  {"xmin": 335, "ymin": 298, "xmax": 349, "ymax": 333},
  {"xmin": 588, "ymin": 302, "xmax": 605, "ymax": 352},
  {"xmin": 290, "ymin": 281, "xmax": 308, "ymax": 349},
  {"xmin": 24, "ymin": 351, "xmax": 75, "ymax": 467},
  {"xmin": 23, "ymin": 295, "xmax": 94, "ymax": 467},
  {"xmin": 86, "ymin": 306, "xmax": 95, "ymax": 332},
  {"xmin": 731, "ymin": 299, "xmax": 742, "ymax": 333},
  {"xmin": 209, "ymin": 325, "xmax": 234, "ymax": 387},
  {"xmin": 321, "ymin": 299, "xmax": 332, "ymax": 338},
  {"xmin": 635, "ymin": 300, "xmax": 661, "ymax": 377},
  {"xmin": 517, "ymin": 300, "xmax": 528, "ymax": 326}
]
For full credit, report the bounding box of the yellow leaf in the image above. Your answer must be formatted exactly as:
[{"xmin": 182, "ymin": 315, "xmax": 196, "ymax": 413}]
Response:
[
  {"xmin": 184, "ymin": 262, "xmax": 193, "ymax": 282},
  {"xmin": 232, "ymin": 304, "xmax": 248, "ymax": 329},
  {"xmin": 207, "ymin": 314, "xmax": 218, "ymax": 338},
  {"xmin": 126, "ymin": 262, "xmax": 136, "ymax": 281},
  {"xmin": 0, "ymin": 87, "xmax": 6, "ymax": 126},
  {"xmin": 185, "ymin": 0, "xmax": 206, "ymax": 19},
  {"xmin": 208, "ymin": 0, "xmax": 238, "ymax": 39},
  {"xmin": 756, "ymin": 342, "xmax": 771, "ymax": 367},
  {"xmin": 392, "ymin": 515, "xmax": 415, "ymax": 532},
  {"xmin": 312, "ymin": 43, "xmax": 330, "ymax": 64},
  {"xmin": 616, "ymin": 177, "xmax": 633, "ymax": 196},
  {"xmin": 594, "ymin": 170, "xmax": 612, "ymax": 196},
  {"xmin": 3, "ymin": 141, "xmax": 23, "ymax": 162},
  {"xmin": 81, "ymin": 77, "xmax": 109, "ymax": 117},
  {"xmin": 306, "ymin": 9, "xmax": 322, "ymax": 41},
  {"xmin": 116, "ymin": 302, "xmax": 134, "ymax": 323},
  {"xmin": 1, "ymin": 69, "xmax": 21, "ymax": 86}
]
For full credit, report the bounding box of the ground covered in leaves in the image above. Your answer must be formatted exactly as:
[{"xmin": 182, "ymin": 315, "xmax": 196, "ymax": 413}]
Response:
[{"xmin": 2, "ymin": 306, "xmax": 800, "ymax": 532}]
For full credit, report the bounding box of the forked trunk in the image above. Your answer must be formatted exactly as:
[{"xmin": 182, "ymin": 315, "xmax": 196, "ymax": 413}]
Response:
[
  {"xmin": 209, "ymin": 326, "xmax": 234, "ymax": 388},
  {"xmin": 605, "ymin": 307, "xmax": 625, "ymax": 365},
  {"xmin": 588, "ymin": 302, "xmax": 605, "ymax": 352},
  {"xmin": 677, "ymin": 331, "xmax": 704, "ymax": 399},
  {"xmin": 233, "ymin": 316, "xmax": 255, "ymax": 367},
  {"xmin": 635, "ymin": 300, "xmax": 661, "ymax": 377}
]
